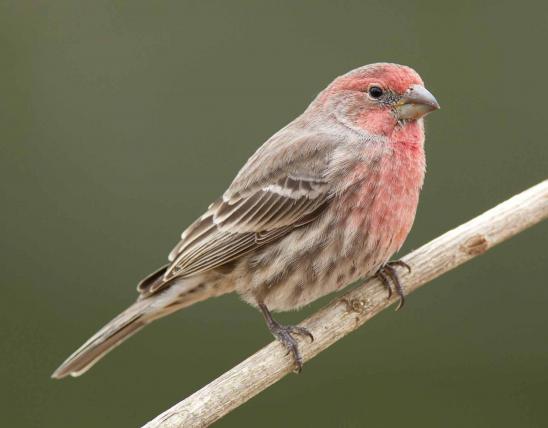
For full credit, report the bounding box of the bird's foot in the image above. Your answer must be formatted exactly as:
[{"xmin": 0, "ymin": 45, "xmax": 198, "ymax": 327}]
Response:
[
  {"xmin": 375, "ymin": 260, "xmax": 411, "ymax": 311},
  {"xmin": 269, "ymin": 323, "xmax": 314, "ymax": 373},
  {"xmin": 259, "ymin": 303, "xmax": 314, "ymax": 373}
]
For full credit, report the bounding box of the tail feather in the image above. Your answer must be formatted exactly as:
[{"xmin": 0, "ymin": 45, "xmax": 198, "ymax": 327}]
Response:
[
  {"xmin": 51, "ymin": 299, "xmax": 151, "ymax": 379},
  {"xmin": 52, "ymin": 275, "xmax": 231, "ymax": 379}
]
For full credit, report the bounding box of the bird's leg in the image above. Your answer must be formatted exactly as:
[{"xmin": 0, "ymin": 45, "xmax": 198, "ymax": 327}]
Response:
[
  {"xmin": 375, "ymin": 260, "xmax": 412, "ymax": 311},
  {"xmin": 258, "ymin": 303, "xmax": 314, "ymax": 373}
]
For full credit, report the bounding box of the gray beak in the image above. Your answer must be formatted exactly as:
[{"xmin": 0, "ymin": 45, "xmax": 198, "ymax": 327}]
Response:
[{"xmin": 395, "ymin": 84, "xmax": 440, "ymax": 120}]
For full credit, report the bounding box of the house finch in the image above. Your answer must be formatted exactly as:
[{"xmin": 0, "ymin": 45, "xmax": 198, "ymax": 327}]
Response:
[{"xmin": 52, "ymin": 63, "xmax": 439, "ymax": 378}]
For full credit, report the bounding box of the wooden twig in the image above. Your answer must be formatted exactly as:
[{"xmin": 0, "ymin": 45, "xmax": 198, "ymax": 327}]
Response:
[{"xmin": 143, "ymin": 180, "xmax": 548, "ymax": 428}]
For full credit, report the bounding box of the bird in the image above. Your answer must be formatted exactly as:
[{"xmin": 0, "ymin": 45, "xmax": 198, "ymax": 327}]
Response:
[{"xmin": 52, "ymin": 63, "xmax": 439, "ymax": 378}]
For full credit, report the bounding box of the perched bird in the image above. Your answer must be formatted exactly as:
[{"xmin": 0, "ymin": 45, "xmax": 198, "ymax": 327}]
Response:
[{"xmin": 52, "ymin": 63, "xmax": 439, "ymax": 378}]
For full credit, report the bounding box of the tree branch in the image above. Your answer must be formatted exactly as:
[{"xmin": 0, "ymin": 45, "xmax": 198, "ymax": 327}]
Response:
[{"xmin": 143, "ymin": 180, "xmax": 548, "ymax": 428}]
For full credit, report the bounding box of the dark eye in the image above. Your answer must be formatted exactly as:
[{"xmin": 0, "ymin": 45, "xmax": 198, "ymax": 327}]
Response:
[{"xmin": 368, "ymin": 86, "xmax": 383, "ymax": 99}]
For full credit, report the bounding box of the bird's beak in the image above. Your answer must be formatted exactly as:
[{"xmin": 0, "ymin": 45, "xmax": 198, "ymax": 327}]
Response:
[{"xmin": 395, "ymin": 84, "xmax": 440, "ymax": 120}]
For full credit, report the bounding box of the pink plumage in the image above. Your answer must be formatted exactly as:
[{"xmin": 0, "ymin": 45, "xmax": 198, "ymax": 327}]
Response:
[{"xmin": 52, "ymin": 63, "xmax": 439, "ymax": 378}]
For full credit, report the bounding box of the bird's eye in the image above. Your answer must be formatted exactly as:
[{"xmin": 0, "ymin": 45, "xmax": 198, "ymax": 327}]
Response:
[{"xmin": 368, "ymin": 86, "xmax": 384, "ymax": 99}]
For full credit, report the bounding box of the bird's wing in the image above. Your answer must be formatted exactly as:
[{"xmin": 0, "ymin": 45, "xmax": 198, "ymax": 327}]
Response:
[{"xmin": 138, "ymin": 130, "xmax": 340, "ymax": 296}]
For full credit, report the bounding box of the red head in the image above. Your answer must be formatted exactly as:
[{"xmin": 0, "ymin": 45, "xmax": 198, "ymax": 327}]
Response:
[{"xmin": 319, "ymin": 63, "xmax": 439, "ymax": 136}]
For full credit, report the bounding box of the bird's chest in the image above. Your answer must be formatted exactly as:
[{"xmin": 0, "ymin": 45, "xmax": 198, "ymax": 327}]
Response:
[{"xmin": 340, "ymin": 142, "xmax": 425, "ymax": 258}]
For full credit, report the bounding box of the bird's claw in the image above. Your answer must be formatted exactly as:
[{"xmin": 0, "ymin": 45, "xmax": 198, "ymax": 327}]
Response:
[
  {"xmin": 270, "ymin": 323, "xmax": 314, "ymax": 373},
  {"xmin": 376, "ymin": 260, "xmax": 411, "ymax": 310},
  {"xmin": 258, "ymin": 302, "xmax": 313, "ymax": 373},
  {"xmin": 388, "ymin": 260, "xmax": 411, "ymax": 273}
]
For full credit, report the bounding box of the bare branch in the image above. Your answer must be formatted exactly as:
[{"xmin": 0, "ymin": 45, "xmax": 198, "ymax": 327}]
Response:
[{"xmin": 143, "ymin": 180, "xmax": 548, "ymax": 428}]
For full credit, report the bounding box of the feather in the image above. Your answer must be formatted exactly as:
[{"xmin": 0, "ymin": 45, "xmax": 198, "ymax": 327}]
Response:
[{"xmin": 150, "ymin": 133, "xmax": 340, "ymax": 289}]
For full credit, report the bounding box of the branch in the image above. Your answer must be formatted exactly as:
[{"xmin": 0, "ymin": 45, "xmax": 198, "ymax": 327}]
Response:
[{"xmin": 143, "ymin": 180, "xmax": 548, "ymax": 428}]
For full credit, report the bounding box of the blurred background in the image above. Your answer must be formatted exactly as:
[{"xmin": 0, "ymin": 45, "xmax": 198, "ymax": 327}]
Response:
[{"xmin": 1, "ymin": 1, "xmax": 547, "ymax": 427}]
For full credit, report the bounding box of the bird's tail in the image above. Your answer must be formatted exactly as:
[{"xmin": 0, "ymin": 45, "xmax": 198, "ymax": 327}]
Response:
[
  {"xmin": 51, "ymin": 298, "xmax": 151, "ymax": 379},
  {"xmin": 52, "ymin": 275, "xmax": 226, "ymax": 379}
]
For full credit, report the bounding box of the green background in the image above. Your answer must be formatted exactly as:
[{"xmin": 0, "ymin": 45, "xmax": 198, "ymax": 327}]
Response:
[{"xmin": 2, "ymin": 1, "xmax": 547, "ymax": 427}]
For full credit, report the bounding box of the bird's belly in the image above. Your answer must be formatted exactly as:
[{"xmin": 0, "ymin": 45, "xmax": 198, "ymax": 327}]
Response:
[{"xmin": 233, "ymin": 205, "xmax": 389, "ymax": 312}]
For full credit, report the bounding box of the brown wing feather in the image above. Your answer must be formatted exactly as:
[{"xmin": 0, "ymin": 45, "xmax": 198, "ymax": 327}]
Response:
[
  {"xmin": 139, "ymin": 131, "xmax": 339, "ymax": 296},
  {"xmin": 162, "ymin": 176, "xmax": 331, "ymax": 283}
]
